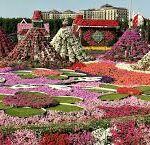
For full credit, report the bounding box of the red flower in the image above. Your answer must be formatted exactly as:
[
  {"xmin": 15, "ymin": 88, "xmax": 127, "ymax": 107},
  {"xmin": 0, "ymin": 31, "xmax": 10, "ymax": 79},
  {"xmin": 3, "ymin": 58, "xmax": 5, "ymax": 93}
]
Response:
[
  {"xmin": 67, "ymin": 62, "xmax": 86, "ymax": 70},
  {"xmin": 111, "ymin": 121, "xmax": 143, "ymax": 145},
  {"xmin": 40, "ymin": 133, "xmax": 69, "ymax": 145},
  {"xmin": 117, "ymin": 87, "xmax": 143, "ymax": 95},
  {"xmin": 0, "ymin": 66, "xmax": 7, "ymax": 68}
]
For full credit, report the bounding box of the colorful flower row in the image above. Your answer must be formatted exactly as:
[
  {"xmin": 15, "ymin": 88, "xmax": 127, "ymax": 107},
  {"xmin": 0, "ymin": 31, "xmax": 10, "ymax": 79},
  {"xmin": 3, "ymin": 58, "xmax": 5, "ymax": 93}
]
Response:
[
  {"xmin": 98, "ymin": 105, "xmax": 150, "ymax": 118},
  {"xmin": 1, "ymin": 122, "xmax": 150, "ymax": 145}
]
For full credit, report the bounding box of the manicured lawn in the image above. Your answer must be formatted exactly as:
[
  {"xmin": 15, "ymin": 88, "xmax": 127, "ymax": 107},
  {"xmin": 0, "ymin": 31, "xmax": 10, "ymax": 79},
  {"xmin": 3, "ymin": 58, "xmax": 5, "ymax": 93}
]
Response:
[
  {"xmin": 100, "ymin": 83, "xmax": 119, "ymax": 89},
  {"xmin": 0, "ymin": 95, "xmax": 5, "ymax": 100},
  {"xmin": 135, "ymin": 86, "xmax": 150, "ymax": 92},
  {"xmin": 47, "ymin": 75, "xmax": 68, "ymax": 80},
  {"xmin": 47, "ymin": 104, "xmax": 83, "ymax": 112},
  {"xmin": 59, "ymin": 69, "xmax": 75, "ymax": 73},
  {"xmin": 87, "ymin": 88, "xmax": 115, "ymax": 93},
  {"xmin": 53, "ymin": 96, "xmax": 83, "ymax": 104},
  {"xmin": 0, "ymin": 102, "xmax": 10, "ymax": 110},
  {"xmin": 20, "ymin": 91, "xmax": 46, "ymax": 96},
  {"xmin": 136, "ymin": 95, "xmax": 150, "ymax": 101},
  {"xmin": 5, "ymin": 107, "xmax": 45, "ymax": 117},
  {"xmin": 63, "ymin": 72, "xmax": 86, "ymax": 77},
  {"xmin": 15, "ymin": 72, "xmax": 37, "ymax": 79},
  {"xmin": 99, "ymin": 93, "xmax": 129, "ymax": 101}
]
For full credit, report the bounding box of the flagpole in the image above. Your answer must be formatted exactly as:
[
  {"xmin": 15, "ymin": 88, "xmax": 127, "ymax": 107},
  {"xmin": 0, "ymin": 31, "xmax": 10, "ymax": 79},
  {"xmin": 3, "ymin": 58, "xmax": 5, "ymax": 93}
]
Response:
[{"xmin": 129, "ymin": 0, "xmax": 132, "ymax": 28}]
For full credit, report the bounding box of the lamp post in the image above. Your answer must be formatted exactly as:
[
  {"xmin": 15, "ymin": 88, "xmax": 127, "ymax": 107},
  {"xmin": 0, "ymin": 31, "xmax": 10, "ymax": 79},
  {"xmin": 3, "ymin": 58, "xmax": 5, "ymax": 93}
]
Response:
[{"xmin": 129, "ymin": 0, "xmax": 133, "ymax": 28}]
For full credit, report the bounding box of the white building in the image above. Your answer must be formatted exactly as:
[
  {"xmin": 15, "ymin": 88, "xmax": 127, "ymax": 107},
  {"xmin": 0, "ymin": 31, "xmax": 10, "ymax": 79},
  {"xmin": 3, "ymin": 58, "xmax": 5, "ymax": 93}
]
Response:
[
  {"xmin": 80, "ymin": 4, "xmax": 128, "ymax": 21},
  {"xmin": 42, "ymin": 4, "xmax": 128, "ymax": 21},
  {"xmin": 42, "ymin": 9, "xmax": 78, "ymax": 20}
]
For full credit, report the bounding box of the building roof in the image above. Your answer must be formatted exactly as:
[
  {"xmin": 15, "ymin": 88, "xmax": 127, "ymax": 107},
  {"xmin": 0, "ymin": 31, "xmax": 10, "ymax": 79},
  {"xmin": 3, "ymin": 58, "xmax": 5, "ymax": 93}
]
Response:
[
  {"xmin": 49, "ymin": 9, "xmax": 61, "ymax": 14},
  {"xmin": 63, "ymin": 10, "xmax": 76, "ymax": 14},
  {"xmin": 73, "ymin": 15, "xmax": 119, "ymax": 27},
  {"xmin": 100, "ymin": 4, "xmax": 127, "ymax": 10},
  {"xmin": 101, "ymin": 4, "xmax": 113, "ymax": 8}
]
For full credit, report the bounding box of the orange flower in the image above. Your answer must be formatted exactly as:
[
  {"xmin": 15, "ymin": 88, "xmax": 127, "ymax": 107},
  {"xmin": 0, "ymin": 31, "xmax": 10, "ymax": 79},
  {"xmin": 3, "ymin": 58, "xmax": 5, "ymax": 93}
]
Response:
[{"xmin": 76, "ymin": 61, "xmax": 150, "ymax": 86}]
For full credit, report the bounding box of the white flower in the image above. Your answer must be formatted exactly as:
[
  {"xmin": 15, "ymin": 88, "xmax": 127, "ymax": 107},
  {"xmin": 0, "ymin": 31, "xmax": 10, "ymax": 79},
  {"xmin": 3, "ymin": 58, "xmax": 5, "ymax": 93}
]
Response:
[
  {"xmin": 10, "ymin": 84, "xmax": 37, "ymax": 89},
  {"xmin": 92, "ymin": 128, "xmax": 113, "ymax": 145},
  {"xmin": 48, "ymin": 84, "xmax": 71, "ymax": 91},
  {"xmin": 76, "ymin": 77, "xmax": 102, "ymax": 82}
]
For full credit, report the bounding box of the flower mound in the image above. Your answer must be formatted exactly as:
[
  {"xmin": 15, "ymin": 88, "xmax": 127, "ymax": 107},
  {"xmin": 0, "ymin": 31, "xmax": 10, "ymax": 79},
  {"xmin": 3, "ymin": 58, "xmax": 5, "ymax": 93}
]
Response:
[
  {"xmin": 32, "ymin": 69, "xmax": 63, "ymax": 76},
  {"xmin": 105, "ymin": 28, "xmax": 150, "ymax": 62},
  {"xmin": 3, "ymin": 92, "xmax": 59, "ymax": 108},
  {"xmin": 117, "ymin": 87, "xmax": 143, "ymax": 95}
]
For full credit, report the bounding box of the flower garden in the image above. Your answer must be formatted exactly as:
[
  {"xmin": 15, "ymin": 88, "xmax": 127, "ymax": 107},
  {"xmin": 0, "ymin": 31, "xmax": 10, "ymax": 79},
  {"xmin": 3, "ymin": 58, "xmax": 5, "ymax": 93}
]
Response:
[
  {"xmin": 1, "ymin": 11, "xmax": 150, "ymax": 145},
  {"xmin": 0, "ymin": 59, "xmax": 150, "ymax": 144}
]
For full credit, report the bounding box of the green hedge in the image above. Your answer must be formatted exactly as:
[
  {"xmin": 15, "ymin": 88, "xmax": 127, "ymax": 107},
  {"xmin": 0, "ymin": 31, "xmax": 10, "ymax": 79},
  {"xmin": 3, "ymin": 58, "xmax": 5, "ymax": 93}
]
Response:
[{"xmin": 0, "ymin": 119, "xmax": 110, "ymax": 136}]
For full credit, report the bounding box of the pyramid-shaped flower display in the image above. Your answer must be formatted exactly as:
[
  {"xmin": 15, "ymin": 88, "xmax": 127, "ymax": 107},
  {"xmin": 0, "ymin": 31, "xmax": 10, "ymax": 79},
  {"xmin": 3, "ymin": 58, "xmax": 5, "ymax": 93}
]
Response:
[
  {"xmin": 104, "ymin": 29, "xmax": 150, "ymax": 62},
  {"xmin": 0, "ymin": 28, "xmax": 14, "ymax": 58},
  {"xmin": 2, "ymin": 28, "xmax": 71, "ymax": 68}
]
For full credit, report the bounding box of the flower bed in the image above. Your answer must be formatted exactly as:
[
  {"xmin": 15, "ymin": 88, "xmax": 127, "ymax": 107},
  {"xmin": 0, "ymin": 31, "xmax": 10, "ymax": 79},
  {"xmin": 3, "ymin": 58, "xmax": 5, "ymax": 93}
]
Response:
[
  {"xmin": 0, "ymin": 120, "xmax": 150, "ymax": 145},
  {"xmin": 41, "ymin": 131, "xmax": 94, "ymax": 145},
  {"xmin": 117, "ymin": 87, "xmax": 143, "ymax": 95},
  {"xmin": 98, "ymin": 105, "xmax": 150, "ymax": 118},
  {"xmin": 0, "ymin": 60, "xmax": 150, "ymax": 143},
  {"xmin": 3, "ymin": 92, "xmax": 59, "ymax": 108},
  {"xmin": 67, "ymin": 62, "xmax": 87, "ymax": 70},
  {"xmin": 110, "ymin": 121, "xmax": 149, "ymax": 145},
  {"xmin": 76, "ymin": 61, "xmax": 150, "ymax": 86}
]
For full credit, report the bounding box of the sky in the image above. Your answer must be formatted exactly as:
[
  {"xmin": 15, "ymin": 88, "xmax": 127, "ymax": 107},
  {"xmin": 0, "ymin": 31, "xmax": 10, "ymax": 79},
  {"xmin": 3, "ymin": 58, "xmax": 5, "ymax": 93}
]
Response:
[{"xmin": 0, "ymin": 0, "xmax": 150, "ymax": 18}]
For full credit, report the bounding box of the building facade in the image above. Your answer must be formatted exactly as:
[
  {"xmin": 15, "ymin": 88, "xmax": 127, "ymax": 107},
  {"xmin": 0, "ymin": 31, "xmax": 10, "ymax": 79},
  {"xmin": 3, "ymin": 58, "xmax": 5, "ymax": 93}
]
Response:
[
  {"xmin": 41, "ymin": 4, "xmax": 128, "ymax": 21},
  {"xmin": 42, "ymin": 10, "xmax": 78, "ymax": 20},
  {"xmin": 79, "ymin": 4, "xmax": 128, "ymax": 21}
]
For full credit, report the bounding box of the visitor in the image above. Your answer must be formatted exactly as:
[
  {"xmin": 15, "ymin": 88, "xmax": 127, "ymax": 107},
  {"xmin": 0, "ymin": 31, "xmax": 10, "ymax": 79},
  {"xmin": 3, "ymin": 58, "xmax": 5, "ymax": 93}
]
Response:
[{"xmin": 50, "ymin": 19, "xmax": 91, "ymax": 63}]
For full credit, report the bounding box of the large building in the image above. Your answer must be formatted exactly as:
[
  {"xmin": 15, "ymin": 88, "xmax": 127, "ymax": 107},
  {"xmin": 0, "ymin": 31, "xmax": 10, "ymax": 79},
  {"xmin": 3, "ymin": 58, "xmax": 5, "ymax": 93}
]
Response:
[
  {"xmin": 42, "ymin": 10, "xmax": 78, "ymax": 20},
  {"xmin": 42, "ymin": 4, "xmax": 128, "ymax": 21},
  {"xmin": 80, "ymin": 4, "xmax": 128, "ymax": 21}
]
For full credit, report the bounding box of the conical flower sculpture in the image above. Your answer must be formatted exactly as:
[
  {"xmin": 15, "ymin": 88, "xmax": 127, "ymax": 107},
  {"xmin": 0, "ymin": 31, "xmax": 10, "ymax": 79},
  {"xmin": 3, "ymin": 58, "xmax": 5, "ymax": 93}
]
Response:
[{"xmin": 104, "ymin": 29, "xmax": 150, "ymax": 62}]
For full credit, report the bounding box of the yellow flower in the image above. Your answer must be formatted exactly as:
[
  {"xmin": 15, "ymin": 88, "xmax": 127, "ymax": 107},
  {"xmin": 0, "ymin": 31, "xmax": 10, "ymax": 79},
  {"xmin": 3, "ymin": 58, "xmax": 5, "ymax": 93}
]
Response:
[{"xmin": 84, "ymin": 46, "xmax": 111, "ymax": 50}]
